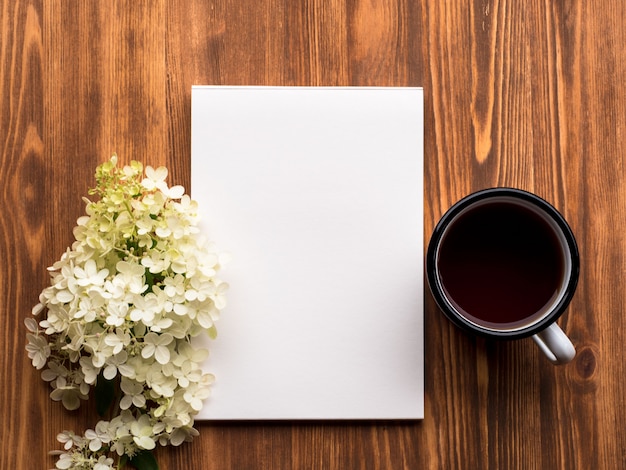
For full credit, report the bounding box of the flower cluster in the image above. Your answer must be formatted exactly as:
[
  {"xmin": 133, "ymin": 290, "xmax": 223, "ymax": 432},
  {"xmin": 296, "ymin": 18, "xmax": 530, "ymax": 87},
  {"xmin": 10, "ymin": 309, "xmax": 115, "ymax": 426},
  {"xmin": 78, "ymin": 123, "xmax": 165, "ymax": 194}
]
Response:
[{"xmin": 25, "ymin": 156, "xmax": 228, "ymax": 470}]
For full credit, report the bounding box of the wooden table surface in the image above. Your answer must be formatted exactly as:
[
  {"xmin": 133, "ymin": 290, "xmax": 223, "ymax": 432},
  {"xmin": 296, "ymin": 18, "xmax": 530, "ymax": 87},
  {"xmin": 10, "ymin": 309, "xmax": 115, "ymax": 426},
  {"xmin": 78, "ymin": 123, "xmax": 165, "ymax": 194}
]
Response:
[{"xmin": 2, "ymin": 1, "xmax": 624, "ymax": 469}]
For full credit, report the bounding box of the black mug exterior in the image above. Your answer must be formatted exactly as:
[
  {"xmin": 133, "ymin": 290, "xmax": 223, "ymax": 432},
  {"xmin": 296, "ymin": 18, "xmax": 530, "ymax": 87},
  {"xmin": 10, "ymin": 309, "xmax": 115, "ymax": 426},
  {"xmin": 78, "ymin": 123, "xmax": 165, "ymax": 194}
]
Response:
[{"xmin": 426, "ymin": 188, "xmax": 579, "ymax": 340}]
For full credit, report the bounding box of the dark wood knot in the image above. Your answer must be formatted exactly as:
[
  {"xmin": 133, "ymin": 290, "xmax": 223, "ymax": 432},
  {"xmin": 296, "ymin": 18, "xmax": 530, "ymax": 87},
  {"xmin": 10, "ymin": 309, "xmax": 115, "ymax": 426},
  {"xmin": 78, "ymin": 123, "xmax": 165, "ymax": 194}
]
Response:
[{"xmin": 574, "ymin": 346, "xmax": 596, "ymax": 380}]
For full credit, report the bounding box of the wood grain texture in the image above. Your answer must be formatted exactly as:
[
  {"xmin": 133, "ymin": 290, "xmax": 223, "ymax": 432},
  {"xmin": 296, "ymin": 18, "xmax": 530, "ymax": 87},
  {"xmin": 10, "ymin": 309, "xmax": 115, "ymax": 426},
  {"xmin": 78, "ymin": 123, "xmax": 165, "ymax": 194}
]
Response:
[{"xmin": 2, "ymin": 0, "xmax": 625, "ymax": 468}]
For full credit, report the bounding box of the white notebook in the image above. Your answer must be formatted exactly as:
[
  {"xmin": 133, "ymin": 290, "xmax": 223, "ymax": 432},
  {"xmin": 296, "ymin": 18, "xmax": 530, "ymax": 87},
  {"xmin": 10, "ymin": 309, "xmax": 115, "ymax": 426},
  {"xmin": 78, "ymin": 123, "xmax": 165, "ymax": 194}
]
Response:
[{"xmin": 191, "ymin": 86, "xmax": 424, "ymax": 420}]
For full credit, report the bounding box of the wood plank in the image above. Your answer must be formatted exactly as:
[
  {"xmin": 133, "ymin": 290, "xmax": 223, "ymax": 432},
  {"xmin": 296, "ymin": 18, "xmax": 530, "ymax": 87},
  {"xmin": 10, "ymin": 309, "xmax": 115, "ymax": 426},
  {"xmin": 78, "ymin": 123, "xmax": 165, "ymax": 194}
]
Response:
[
  {"xmin": 0, "ymin": 0, "xmax": 47, "ymax": 468},
  {"xmin": 1, "ymin": 0, "xmax": 625, "ymax": 468}
]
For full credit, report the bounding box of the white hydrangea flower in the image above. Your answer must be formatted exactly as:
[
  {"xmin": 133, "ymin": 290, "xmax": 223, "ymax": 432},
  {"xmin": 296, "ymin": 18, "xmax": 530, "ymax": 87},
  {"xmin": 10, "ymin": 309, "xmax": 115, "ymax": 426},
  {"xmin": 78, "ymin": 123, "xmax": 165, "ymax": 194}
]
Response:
[
  {"xmin": 49, "ymin": 376, "xmax": 88, "ymax": 411},
  {"xmin": 141, "ymin": 165, "xmax": 168, "ymax": 192},
  {"xmin": 54, "ymin": 452, "xmax": 74, "ymax": 469},
  {"xmin": 79, "ymin": 356, "xmax": 100, "ymax": 385},
  {"xmin": 74, "ymin": 260, "xmax": 109, "ymax": 287},
  {"xmin": 119, "ymin": 378, "xmax": 146, "ymax": 410},
  {"xmin": 41, "ymin": 361, "xmax": 69, "ymax": 383},
  {"xmin": 56, "ymin": 431, "xmax": 84, "ymax": 451},
  {"xmin": 183, "ymin": 382, "xmax": 212, "ymax": 412},
  {"xmin": 141, "ymin": 332, "xmax": 174, "ymax": 365},
  {"xmin": 27, "ymin": 156, "xmax": 228, "ymax": 469},
  {"xmin": 103, "ymin": 351, "xmax": 128, "ymax": 380},
  {"xmin": 130, "ymin": 414, "xmax": 156, "ymax": 450},
  {"xmin": 93, "ymin": 455, "xmax": 115, "ymax": 470},
  {"xmin": 103, "ymin": 329, "xmax": 131, "ymax": 355},
  {"xmin": 84, "ymin": 421, "xmax": 111, "ymax": 452},
  {"xmin": 25, "ymin": 332, "xmax": 50, "ymax": 369}
]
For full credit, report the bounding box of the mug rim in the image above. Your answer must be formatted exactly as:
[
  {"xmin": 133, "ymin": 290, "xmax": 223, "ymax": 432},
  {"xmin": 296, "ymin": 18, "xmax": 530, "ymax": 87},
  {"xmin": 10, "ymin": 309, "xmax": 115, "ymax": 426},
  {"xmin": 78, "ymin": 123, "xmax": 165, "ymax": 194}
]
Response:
[{"xmin": 426, "ymin": 187, "xmax": 580, "ymax": 340}]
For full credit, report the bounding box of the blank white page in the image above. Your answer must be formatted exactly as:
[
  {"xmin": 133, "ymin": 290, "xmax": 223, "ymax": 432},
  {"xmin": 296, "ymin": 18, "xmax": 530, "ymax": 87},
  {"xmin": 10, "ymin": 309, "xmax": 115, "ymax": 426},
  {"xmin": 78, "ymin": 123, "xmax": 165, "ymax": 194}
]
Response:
[{"xmin": 191, "ymin": 86, "xmax": 424, "ymax": 420}]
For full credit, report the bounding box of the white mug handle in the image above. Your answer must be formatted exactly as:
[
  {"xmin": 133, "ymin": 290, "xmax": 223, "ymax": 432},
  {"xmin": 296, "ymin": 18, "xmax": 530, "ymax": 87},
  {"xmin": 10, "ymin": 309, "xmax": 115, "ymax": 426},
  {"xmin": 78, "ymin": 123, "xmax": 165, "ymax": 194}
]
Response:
[{"xmin": 531, "ymin": 323, "xmax": 576, "ymax": 365}]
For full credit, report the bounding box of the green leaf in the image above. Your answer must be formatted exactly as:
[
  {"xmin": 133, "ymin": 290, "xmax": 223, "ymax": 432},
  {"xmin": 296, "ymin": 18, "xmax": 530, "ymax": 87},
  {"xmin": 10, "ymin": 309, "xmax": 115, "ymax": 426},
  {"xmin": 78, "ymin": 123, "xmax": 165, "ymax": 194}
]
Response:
[
  {"xmin": 95, "ymin": 373, "xmax": 116, "ymax": 417},
  {"xmin": 129, "ymin": 450, "xmax": 159, "ymax": 470}
]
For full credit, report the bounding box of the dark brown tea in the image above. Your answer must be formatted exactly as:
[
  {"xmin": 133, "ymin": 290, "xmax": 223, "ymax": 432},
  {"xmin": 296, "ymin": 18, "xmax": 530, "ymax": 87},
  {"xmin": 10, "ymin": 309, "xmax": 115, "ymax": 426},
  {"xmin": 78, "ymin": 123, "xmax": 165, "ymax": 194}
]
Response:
[{"xmin": 437, "ymin": 201, "xmax": 565, "ymax": 328}]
